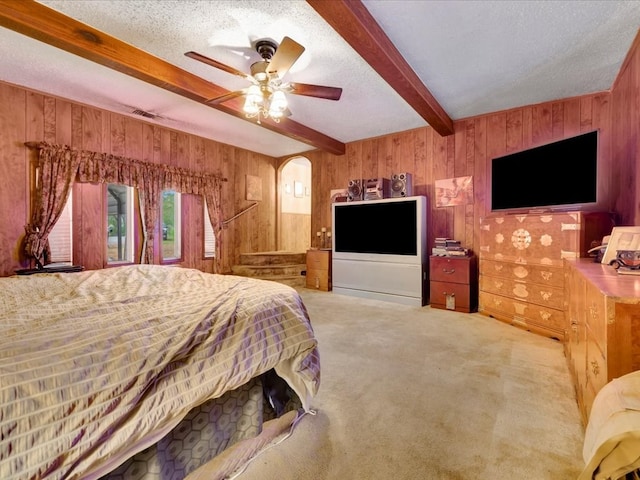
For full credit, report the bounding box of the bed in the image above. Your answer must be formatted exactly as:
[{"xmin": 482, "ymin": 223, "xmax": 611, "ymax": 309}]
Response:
[
  {"xmin": 579, "ymin": 370, "xmax": 640, "ymax": 480},
  {"xmin": 0, "ymin": 265, "xmax": 320, "ymax": 480}
]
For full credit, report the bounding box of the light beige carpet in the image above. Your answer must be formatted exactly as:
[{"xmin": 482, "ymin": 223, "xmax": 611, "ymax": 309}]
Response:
[{"xmin": 199, "ymin": 289, "xmax": 586, "ymax": 479}]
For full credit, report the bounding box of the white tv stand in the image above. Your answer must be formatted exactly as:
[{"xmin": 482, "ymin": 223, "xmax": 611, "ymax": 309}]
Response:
[{"xmin": 332, "ymin": 259, "xmax": 427, "ymax": 306}]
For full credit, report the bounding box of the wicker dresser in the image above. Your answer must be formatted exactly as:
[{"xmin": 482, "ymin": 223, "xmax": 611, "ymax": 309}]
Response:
[{"xmin": 478, "ymin": 211, "xmax": 613, "ymax": 340}]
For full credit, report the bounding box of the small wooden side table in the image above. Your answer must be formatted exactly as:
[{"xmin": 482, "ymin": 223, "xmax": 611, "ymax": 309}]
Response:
[
  {"xmin": 429, "ymin": 255, "xmax": 478, "ymax": 312},
  {"xmin": 306, "ymin": 249, "xmax": 332, "ymax": 291}
]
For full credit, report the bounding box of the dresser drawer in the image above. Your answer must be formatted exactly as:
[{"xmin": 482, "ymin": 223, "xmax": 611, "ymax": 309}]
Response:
[
  {"xmin": 479, "ymin": 291, "xmax": 511, "ymax": 317},
  {"xmin": 584, "ymin": 280, "xmax": 606, "ymax": 352},
  {"xmin": 479, "ymin": 275, "xmax": 564, "ymax": 310},
  {"xmin": 480, "ymin": 259, "xmax": 564, "ymax": 288},
  {"xmin": 480, "ymin": 212, "xmax": 583, "ymax": 266},
  {"xmin": 479, "ymin": 290, "xmax": 565, "ymax": 339},
  {"xmin": 585, "ymin": 327, "xmax": 607, "ymax": 396},
  {"xmin": 430, "ymin": 280, "xmax": 473, "ymax": 311},
  {"xmin": 306, "ymin": 249, "xmax": 331, "ymax": 271},
  {"xmin": 430, "ymin": 256, "xmax": 475, "ymax": 284},
  {"xmin": 306, "ymin": 269, "xmax": 331, "ymax": 291},
  {"xmin": 305, "ymin": 249, "xmax": 332, "ymax": 291}
]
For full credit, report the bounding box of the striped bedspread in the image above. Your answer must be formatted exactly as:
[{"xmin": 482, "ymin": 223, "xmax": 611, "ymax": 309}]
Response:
[{"xmin": 0, "ymin": 265, "xmax": 320, "ymax": 480}]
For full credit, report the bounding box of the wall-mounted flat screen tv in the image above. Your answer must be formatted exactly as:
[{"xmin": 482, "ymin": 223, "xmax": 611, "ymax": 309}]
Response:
[{"xmin": 491, "ymin": 130, "xmax": 598, "ymax": 213}]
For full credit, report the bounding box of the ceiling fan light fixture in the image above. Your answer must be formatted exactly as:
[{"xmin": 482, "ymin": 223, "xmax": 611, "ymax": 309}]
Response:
[
  {"xmin": 243, "ymin": 84, "xmax": 263, "ymax": 114},
  {"xmin": 187, "ymin": 36, "xmax": 341, "ymax": 126},
  {"xmin": 242, "ymin": 86, "xmax": 288, "ymax": 123},
  {"xmin": 268, "ymin": 90, "xmax": 288, "ymax": 118},
  {"xmin": 250, "ymin": 61, "xmax": 269, "ymax": 82}
]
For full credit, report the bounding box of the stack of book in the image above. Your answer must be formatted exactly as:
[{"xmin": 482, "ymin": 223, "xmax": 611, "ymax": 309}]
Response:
[{"xmin": 432, "ymin": 238, "xmax": 469, "ymax": 256}]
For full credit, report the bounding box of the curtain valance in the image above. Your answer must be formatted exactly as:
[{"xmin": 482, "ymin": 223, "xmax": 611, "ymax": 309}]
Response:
[{"xmin": 24, "ymin": 142, "xmax": 226, "ymax": 271}]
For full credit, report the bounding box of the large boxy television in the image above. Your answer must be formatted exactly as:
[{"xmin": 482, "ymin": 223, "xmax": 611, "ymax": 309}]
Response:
[
  {"xmin": 491, "ymin": 130, "xmax": 599, "ymax": 213},
  {"xmin": 332, "ymin": 195, "xmax": 427, "ymax": 265}
]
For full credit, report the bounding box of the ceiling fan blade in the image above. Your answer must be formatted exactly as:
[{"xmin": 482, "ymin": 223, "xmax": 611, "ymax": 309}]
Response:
[
  {"xmin": 267, "ymin": 37, "xmax": 305, "ymax": 78},
  {"xmin": 185, "ymin": 51, "xmax": 253, "ymax": 81},
  {"xmin": 288, "ymin": 82, "xmax": 343, "ymax": 100},
  {"xmin": 204, "ymin": 89, "xmax": 247, "ymax": 105}
]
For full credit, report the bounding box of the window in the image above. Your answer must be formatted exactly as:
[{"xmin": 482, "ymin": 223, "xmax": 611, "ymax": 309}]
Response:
[
  {"xmin": 161, "ymin": 190, "xmax": 181, "ymax": 262},
  {"xmin": 48, "ymin": 191, "xmax": 73, "ymax": 264},
  {"xmin": 106, "ymin": 184, "xmax": 134, "ymax": 264},
  {"xmin": 204, "ymin": 200, "xmax": 215, "ymax": 258}
]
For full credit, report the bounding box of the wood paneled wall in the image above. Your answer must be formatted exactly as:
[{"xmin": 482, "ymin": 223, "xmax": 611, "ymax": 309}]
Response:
[
  {"xmin": 0, "ymin": 81, "xmax": 278, "ymax": 277},
  {"xmin": 300, "ymin": 92, "xmax": 615, "ymax": 256},
  {"xmin": 280, "ymin": 213, "xmax": 312, "ymax": 252},
  {"xmin": 611, "ymin": 30, "xmax": 640, "ymax": 225},
  {"xmin": 3, "ymin": 69, "xmax": 635, "ymax": 279}
]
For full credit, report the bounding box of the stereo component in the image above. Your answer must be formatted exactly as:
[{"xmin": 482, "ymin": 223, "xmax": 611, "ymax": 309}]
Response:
[
  {"xmin": 330, "ymin": 189, "xmax": 349, "ymax": 203},
  {"xmin": 347, "ymin": 179, "xmax": 364, "ymax": 201},
  {"xmin": 390, "ymin": 172, "xmax": 413, "ymax": 197},
  {"xmin": 364, "ymin": 178, "xmax": 390, "ymax": 200}
]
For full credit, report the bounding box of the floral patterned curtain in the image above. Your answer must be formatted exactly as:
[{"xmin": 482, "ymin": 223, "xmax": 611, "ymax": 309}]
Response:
[
  {"xmin": 204, "ymin": 178, "xmax": 225, "ymax": 274},
  {"xmin": 24, "ymin": 144, "xmax": 81, "ymax": 269},
  {"xmin": 26, "ymin": 142, "xmax": 226, "ymax": 268},
  {"xmin": 138, "ymin": 177, "xmax": 162, "ymax": 265}
]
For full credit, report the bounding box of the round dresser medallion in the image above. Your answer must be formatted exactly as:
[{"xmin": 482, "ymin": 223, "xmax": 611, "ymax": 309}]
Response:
[
  {"xmin": 511, "ymin": 228, "xmax": 531, "ymax": 250},
  {"xmin": 540, "ymin": 234, "xmax": 553, "ymax": 246}
]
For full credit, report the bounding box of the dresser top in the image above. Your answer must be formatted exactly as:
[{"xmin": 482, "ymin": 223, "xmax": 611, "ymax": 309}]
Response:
[{"xmin": 566, "ymin": 258, "xmax": 640, "ymax": 302}]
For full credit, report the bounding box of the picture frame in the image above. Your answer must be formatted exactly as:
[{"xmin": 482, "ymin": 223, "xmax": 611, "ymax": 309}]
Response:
[
  {"xmin": 245, "ymin": 174, "xmax": 262, "ymax": 201},
  {"xmin": 602, "ymin": 226, "xmax": 640, "ymax": 266},
  {"xmin": 435, "ymin": 175, "xmax": 473, "ymax": 207},
  {"xmin": 294, "ymin": 181, "xmax": 304, "ymax": 198}
]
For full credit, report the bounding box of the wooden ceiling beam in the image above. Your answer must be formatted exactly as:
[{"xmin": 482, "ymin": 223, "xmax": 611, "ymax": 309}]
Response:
[
  {"xmin": 0, "ymin": 0, "xmax": 346, "ymax": 155},
  {"xmin": 307, "ymin": 0, "xmax": 454, "ymax": 137}
]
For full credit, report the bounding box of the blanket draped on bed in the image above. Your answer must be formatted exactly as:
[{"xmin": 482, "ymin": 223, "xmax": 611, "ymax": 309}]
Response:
[
  {"xmin": 0, "ymin": 265, "xmax": 320, "ymax": 480},
  {"xmin": 579, "ymin": 371, "xmax": 640, "ymax": 480}
]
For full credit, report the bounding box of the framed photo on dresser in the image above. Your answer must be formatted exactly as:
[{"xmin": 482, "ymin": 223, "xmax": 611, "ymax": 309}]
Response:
[{"xmin": 602, "ymin": 226, "xmax": 640, "ymax": 266}]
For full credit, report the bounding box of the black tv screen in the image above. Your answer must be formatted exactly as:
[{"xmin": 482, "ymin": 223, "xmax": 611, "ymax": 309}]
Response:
[
  {"xmin": 491, "ymin": 130, "xmax": 598, "ymax": 212},
  {"xmin": 334, "ymin": 200, "xmax": 417, "ymax": 255}
]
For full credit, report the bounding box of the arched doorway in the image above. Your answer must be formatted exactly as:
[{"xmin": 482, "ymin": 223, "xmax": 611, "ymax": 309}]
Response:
[{"xmin": 278, "ymin": 156, "xmax": 311, "ymax": 252}]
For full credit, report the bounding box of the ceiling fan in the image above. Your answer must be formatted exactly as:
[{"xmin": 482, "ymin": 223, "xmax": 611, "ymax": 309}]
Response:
[{"xmin": 185, "ymin": 36, "xmax": 342, "ymax": 123}]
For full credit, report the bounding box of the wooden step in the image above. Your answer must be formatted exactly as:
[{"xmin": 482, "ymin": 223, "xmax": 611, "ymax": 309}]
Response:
[
  {"xmin": 231, "ymin": 267, "xmax": 306, "ymax": 288},
  {"xmin": 231, "ymin": 264, "xmax": 306, "ymax": 277},
  {"xmin": 232, "ymin": 251, "xmax": 307, "ymax": 288},
  {"xmin": 238, "ymin": 251, "xmax": 306, "ymax": 266},
  {"xmin": 263, "ymin": 274, "xmax": 306, "ymax": 288}
]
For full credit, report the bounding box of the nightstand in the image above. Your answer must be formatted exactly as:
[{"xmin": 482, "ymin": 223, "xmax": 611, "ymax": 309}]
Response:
[
  {"xmin": 429, "ymin": 255, "xmax": 478, "ymax": 312},
  {"xmin": 306, "ymin": 249, "xmax": 332, "ymax": 291}
]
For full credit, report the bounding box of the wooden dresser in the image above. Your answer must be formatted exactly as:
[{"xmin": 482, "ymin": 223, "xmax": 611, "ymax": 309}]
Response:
[
  {"xmin": 306, "ymin": 249, "xmax": 332, "ymax": 291},
  {"xmin": 479, "ymin": 211, "xmax": 613, "ymax": 340},
  {"xmin": 429, "ymin": 255, "xmax": 478, "ymax": 313},
  {"xmin": 564, "ymin": 259, "xmax": 640, "ymax": 425}
]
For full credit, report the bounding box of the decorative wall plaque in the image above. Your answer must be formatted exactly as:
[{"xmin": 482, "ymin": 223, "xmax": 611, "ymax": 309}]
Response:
[
  {"xmin": 435, "ymin": 175, "xmax": 473, "ymax": 207},
  {"xmin": 246, "ymin": 175, "xmax": 262, "ymax": 201}
]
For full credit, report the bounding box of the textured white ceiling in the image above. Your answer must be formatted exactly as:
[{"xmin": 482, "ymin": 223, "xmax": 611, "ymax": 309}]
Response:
[
  {"xmin": 0, "ymin": 0, "xmax": 638, "ymax": 157},
  {"xmin": 364, "ymin": 0, "xmax": 640, "ymax": 118}
]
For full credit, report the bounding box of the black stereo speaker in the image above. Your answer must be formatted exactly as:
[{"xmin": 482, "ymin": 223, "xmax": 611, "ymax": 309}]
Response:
[
  {"xmin": 364, "ymin": 178, "xmax": 390, "ymax": 200},
  {"xmin": 347, "ymin": 179, "xmax": 364, "ymax": 201},
  {"xmin": 390, "ymin": 172, "xmax": 413, "ymax": 197}
]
